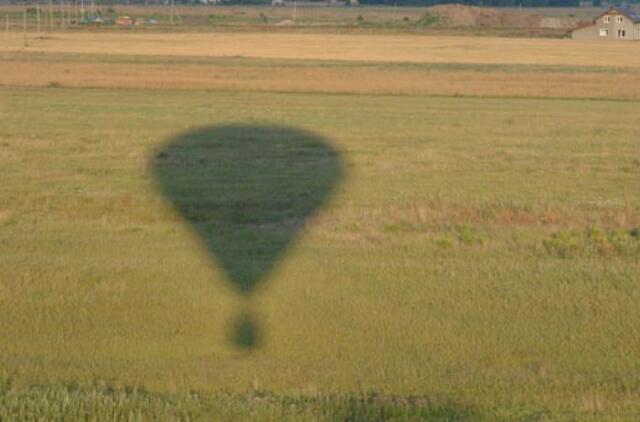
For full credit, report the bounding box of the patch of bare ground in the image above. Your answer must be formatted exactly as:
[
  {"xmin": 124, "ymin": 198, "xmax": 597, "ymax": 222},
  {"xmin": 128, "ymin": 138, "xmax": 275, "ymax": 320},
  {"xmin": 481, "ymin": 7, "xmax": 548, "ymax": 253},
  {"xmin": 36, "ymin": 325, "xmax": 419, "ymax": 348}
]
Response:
[
  {"xmin": 0, "ymin": 210, "xmax": 11, "ymax": 223},
  {"xmin": 428, "ymin": 5, "xmax": 541, "ymax": 28}
]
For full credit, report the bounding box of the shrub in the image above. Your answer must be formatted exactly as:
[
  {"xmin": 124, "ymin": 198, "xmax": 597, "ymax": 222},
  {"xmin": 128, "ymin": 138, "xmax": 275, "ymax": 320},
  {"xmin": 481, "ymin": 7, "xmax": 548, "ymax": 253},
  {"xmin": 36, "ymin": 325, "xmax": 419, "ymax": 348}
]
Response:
[
  {"xmin": 543, "ymin": 230, "xmax": 580, "ymax": 258},
  {"xmin": 418, "ymin": 12, "xmax": 441, "ymax": 27},
  {"xmin": 457, "ymin": 225, "xmax": 481, "ymax": 245},
  {"xmin": 434, "ymin": 238, "xmax": 453, "ymax": 249},
  {"xmin": 383, "ymin": 222, "xmax": 413, "ymax": 233},
  {"xmin": 607, "ymin": 229, "xmax": 636, "ymax": 255},
  {"xmin": 544, "ymin": 228, "xmax": 640, "ymax": 258}
]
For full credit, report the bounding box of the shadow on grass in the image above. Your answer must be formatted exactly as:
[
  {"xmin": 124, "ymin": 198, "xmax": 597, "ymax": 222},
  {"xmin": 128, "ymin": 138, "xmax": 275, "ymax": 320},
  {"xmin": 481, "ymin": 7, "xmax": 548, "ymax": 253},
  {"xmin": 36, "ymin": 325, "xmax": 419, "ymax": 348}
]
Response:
[{"xmin": 153, "ymin": 124, "xmax": 343, "ymax": 349}]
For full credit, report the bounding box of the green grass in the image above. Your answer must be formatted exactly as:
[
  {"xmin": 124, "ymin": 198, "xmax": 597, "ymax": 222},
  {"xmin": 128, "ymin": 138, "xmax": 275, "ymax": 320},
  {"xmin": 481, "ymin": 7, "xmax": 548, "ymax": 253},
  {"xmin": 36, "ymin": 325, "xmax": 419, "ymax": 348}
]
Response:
[
  {"xmin": 0, "ymin": 380, "xmax": 472, "ymax": 421},
  {"xmin": 1, "ymin": 86, "xmax": 639, "ymax": 419}
]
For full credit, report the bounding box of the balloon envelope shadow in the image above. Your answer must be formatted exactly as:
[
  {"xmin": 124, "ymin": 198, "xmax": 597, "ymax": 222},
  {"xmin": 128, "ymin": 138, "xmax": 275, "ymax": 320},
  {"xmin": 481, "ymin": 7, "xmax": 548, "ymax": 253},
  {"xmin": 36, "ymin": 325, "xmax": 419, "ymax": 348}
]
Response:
[{"xmin": 153, "ymin": 124, "xmax": 343, "ymax": 349}]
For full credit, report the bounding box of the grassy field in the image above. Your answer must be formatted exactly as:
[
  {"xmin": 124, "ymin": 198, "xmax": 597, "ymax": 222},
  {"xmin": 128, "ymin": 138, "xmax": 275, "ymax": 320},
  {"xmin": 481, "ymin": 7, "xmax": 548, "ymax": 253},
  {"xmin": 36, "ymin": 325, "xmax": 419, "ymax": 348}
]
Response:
[{"xmin": 1, "ymin": 29, "xmax": 640, "ymax": 420}]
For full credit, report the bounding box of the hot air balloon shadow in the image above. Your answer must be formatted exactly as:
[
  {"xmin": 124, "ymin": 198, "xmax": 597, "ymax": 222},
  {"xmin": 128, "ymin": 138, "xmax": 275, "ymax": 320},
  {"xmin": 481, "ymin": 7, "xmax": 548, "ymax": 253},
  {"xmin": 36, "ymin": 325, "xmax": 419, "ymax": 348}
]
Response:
[{"xmin": 153, "ymin": 124, "xmax": 343, "ymax": 350}]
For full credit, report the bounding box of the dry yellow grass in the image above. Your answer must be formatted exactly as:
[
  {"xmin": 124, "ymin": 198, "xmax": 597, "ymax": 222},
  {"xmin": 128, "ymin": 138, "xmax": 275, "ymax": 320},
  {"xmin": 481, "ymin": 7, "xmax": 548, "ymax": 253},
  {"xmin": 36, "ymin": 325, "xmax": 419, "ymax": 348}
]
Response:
[
  {"xmin": 4, "ymin": 58, "xmax": 640, "ymax": 99},
  {"xmin": 5, "ymin": 32, "xmax": 640, "ymax": 67}
]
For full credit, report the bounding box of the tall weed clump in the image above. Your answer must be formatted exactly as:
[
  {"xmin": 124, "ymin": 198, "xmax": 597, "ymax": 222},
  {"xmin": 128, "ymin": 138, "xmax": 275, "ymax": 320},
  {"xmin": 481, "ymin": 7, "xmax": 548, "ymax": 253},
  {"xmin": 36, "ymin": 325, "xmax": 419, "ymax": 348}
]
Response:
[{"xmin": 544, "ymin": 228, "xmax": 640, "ymax": 258}]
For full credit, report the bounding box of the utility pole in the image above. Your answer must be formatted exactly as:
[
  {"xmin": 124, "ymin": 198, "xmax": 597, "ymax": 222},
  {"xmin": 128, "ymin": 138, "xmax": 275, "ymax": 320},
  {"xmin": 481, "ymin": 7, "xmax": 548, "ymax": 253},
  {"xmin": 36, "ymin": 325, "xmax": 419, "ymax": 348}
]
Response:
[
  {"xmin": 49, "ymin": 0, "xmax": 54, "ymax": 30},
  {"xmin": 23, "ymin": 9, "xmax": 28, "ymax": 47},
  {"xmin": 60, "ymin": 0, "xmax": 64, "ymax": 28},
  {"xmin": 170, "ymin": 0, "xmax": 175, "ymax": 25},
  {"xmin": 2, "ymin": 15, "xmax": 5, "ymax": 53},
  {"xmin": 36, "ymin": 4, "xmax": 41, "ymax": 33},
  {"xmin": 292, "ymin": 0, "xmax": 296, "ymax": 24},
  {"xmin": 3, "ymin": 15, "xmax": 6, "ymax": 53}
]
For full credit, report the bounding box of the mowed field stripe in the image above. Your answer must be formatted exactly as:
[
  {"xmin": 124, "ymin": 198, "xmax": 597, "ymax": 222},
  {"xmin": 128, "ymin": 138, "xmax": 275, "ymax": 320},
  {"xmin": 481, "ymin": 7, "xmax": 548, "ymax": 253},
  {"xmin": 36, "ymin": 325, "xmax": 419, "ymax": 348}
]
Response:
[{"xmin": 4, "ymin": 56, "xmax": 640, "ymax": 99}]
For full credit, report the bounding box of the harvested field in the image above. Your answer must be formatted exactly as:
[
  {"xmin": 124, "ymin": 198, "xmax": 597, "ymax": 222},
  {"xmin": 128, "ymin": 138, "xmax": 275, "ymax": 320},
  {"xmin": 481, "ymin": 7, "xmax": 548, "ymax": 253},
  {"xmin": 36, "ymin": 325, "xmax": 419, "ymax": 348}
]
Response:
[{"xmin": 5, "ymin": 32, "xmax": 640, "ymax": 67}]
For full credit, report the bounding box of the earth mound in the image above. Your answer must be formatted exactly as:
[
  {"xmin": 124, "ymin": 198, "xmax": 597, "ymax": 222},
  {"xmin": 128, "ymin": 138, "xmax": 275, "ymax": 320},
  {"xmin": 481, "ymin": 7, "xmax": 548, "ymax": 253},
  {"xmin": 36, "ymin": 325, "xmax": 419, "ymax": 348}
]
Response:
[{"xmin": 425, "ymin": 5, "xmax": 579, "ymax": 29}]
